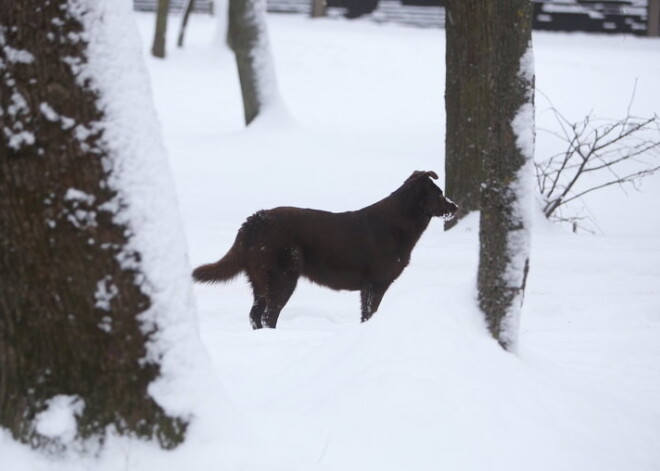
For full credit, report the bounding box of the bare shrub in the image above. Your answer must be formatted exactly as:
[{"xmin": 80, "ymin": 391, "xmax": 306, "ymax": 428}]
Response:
[{"xmin": 535, "ymin": 91, "xmax": 660, "ymax": 232}]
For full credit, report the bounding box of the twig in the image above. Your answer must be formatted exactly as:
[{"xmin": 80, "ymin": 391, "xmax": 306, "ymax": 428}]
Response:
[{"xmin": 535, "ymin": 88, "xmax": 660, "ymax": 229}]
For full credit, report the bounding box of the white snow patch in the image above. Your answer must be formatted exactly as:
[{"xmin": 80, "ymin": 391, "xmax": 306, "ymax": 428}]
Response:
[
  {"xmin": 518, "ymin": 41, "xmax": 535, "ymax": 87},
  {"xmin": 94, "ymin": 276, "xmax": 118, "ymax": 311},
  {"xmin": 64, "ymin": 188, "xmax": 95, "ymax": 205},
  {"xmin": 73, "ymin": 123, "xmax": 96, "ymax": 143},
  {"xmin": 3, "ymin": 46, "xmax": 35, "ymax": 64},
  {"xmin": 8, "ymin": 91, "xmax": 29, "ymax": 117},
  {"xmin": 39, "ymin": 103, "xmax": 60, "ymax": 122},
  {"xmin": 5, "ymin": 130, "xmax": 35, "ymax": 149},
  {"xmin": 512, "ymin": 102, "xmax": 535, "ymax": 162},
  {"xmin": 501, "ymin": 40, "xmax": 536, "ymax": 350},
  {"xmin": 0, "ymin": 27, "xmax": 35, "ymax": 64},
  {"xmin": 64, "ymin": 188, "xmax": 97, "ymax": 228},
  {"xmin": 3, "ymin": 90, "xmax": 35, "ymax": 150},
  {"xmin": 34, "ymin": 396, "xmax": 84, "ymax": 442},
  {"xmin": 40, "ymin": 102, "xmax": 76, "ymax": 130},
  {"xmin": 61, "ymin": 55, "xmax": 85, "ymax": 78}
]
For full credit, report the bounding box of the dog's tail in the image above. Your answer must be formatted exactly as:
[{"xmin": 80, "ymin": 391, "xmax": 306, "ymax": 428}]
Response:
[{"xmin": 192, "ymin": 243, "xmax": 243, "ymax": 284}]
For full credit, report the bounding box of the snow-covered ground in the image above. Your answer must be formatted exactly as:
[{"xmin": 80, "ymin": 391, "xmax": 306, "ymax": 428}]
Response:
[{"xmin": 3, "ymin": 10, "xmax": 660, "ymax": 471}]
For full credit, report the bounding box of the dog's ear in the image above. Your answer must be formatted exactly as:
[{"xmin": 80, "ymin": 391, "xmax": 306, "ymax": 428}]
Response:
[{"xmin": 405, "ymin": 170, "xmax": 439, "ymax": 184}]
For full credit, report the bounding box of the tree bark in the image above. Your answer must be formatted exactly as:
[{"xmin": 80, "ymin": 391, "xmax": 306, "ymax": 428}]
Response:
[
  {"xmin": 0, "ymin": 0, "xmax": 185, "ymax": 450},
  {"xmin": 648, "ymin": 0, "xmax": 660, "ymax": 37},
  {"xmin": 152, "ymin": 0, "xmax": 170, "ymax": 58},
  {"xmin": 228, "ymin": 0, "xmax": 279, "ymax": 125},
  {"xmin": 473, "ymin": 1, "xmax": 534, "ymax": 351},
  {"xmin": 310, "ymin": 0, "xmax": 327, "ymax": 18},
  {"xmin": 444, "ymin": 1, "xmax": 492, "ymax": 228}
]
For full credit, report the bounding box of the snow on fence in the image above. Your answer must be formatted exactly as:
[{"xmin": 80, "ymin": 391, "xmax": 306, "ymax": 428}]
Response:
[
  {"xmin": 133, "ymin": 0, "xmax": 214, "ymax": 14},
  {"xmin": 266, "ymin": 0, "xmax": 648, "ymax": 34},
  {"xmin": 131, "ymin": 0, "xmax": 651, "ymax": 35},
  {"xmin": 268, "ymin": 0, "xmax": 446, "ymax": 28}
]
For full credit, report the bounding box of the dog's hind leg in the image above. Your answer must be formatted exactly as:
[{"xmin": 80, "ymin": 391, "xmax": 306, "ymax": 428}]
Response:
[
  {"xmin": 262, "ymin": 247, "xmax": 302, "ymax": 328},
  {"xmin": 249, "ymin": 296, "xmax": 266, "ymax": 329},
  {"xmin": 360, "ymin": 285, "xmax": 388, "ymax": 323},
  {"xmin": 247, "ymin": 268, "xmax": 269, "ymax": 329},
  {"xmin": 262, "ymin": 272, "xmax": 298, "ymax": 329}
]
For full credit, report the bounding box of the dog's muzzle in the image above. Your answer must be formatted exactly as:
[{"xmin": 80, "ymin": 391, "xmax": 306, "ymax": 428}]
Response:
[{"xmin": 442, "ymin": 198, "xmax": 459, "ymax": 221}]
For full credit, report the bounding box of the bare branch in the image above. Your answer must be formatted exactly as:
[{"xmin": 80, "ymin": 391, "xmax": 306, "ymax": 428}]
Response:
[
  {"xmin": 535, "ymin": 92, "xmax": 660, "ymax": 228},
  {"xmin": 559, "ymin": 165, "xmax": 660, "ymax": 206}
]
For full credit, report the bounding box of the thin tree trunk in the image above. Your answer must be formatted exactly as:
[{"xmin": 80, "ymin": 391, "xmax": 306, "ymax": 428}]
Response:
[
  {"xmin": 310, "ymin": 0, "xmax": 327, "ymax": 18},
  {"xmin": 648, "ymin": 0, "xmax": 660, "ymax": 37},
  {"xmin": 444, "ymin": 1, "xmax": 491, "ymax": 229},
  {"xmin": 475, "ymin": 1, "xmax": 534, "ymax": 351},
  {"xmin": 228, "ymin": 0, "xmax": 279, "ymax": 125},
  {"xmin": 178, "ymin": 0, "xmax": 195, "ymax": 47},
  {"xmin": 0, "ymin": 0, "xmax": 186, "ymax": 450},
  {"xmin": 152, "ymin": 0, "xmax": 170, "ymax": 58}
]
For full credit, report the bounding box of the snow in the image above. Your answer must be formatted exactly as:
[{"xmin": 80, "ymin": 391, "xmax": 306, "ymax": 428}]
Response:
[
  {"xmin": 39, "ymin": 103, "xmax": 59, "ymax": 122},
  {"xmin": 94, "ymin": 276, "xmax": 118, "ymax": 312},
  {"xmin": 34, "ymin": 396, "xmax": 84, "ymax": 443},
  {"xmin": 67, "ymin": 0, "xmax": 209, "ymax": 421},
  {"xmin": 245, "ymin": 0, "xmax": 282, "ymax": 113},
  {"xmin": 39, "ymin": 103, "xmax": 76, "ymax": 129},
  {"xmin": 0, "ymin": 27, "xmax": 35, "ymax": 64},
  {"xmin": 503, "ymin": 40, "xmax": 536, "ymax": 350},
  {"xmin": 3, "ymin": 9, "xmax": 660, "ymax": 471},
  {"xmin": 3, "ymin": 90, "xmax": 35, "ymax": 149}
]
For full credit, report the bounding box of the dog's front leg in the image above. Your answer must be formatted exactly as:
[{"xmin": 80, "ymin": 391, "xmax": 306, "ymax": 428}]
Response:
[{"xmin": 360, "ymin": 285, "xmax": 388, "ymax": 323}]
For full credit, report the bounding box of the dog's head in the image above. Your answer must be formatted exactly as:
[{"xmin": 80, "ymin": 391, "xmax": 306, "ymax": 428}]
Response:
[{"xmin": 404, "ymin": 171, "xmax": 458, "ymax": 220}]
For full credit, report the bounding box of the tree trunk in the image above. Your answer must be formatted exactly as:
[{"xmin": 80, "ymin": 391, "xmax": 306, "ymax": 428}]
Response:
[
  {"xmin": 228, "ymin": 0, "xmax": 279, "ymax": 125},
  {"xmin": 310, "ymin": 0, "xmax": 327, "ymax": 18},
  {"xmin": 444, "ymin": 1, "xmax": 491, "ymax": 228},
  {"xmin": 152, "ymin": 0, "xmax": 170, "ymax": 58},
  {"xmin": 649, "ymin": 0, "xmax": 660, "ymax": 37},
  {"xmin": 178, "ymin": 0, "xmax": 196, "ymax": 48},
  {"xmin": 473, "ymin": 1, "xmax": 534, "ymax": 351},
  {"xmin": 0, "ymin": 0, "xmax": 186, "ymax": 450}
]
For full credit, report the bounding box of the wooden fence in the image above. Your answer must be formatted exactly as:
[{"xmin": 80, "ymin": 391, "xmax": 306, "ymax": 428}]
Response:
[{"xmin": 132, "ymin": 0, "xmax": 653, "ymax": 35}]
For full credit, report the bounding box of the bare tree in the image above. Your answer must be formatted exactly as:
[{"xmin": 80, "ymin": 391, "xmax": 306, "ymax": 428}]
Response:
[
  {"xmin": 152, "ymin": 0, "xmax": 170, "ymax": 58},
  {"xmin": 445, "ymin": 0, "xmax": 535, "ymax": 351},
  {"xmin": 536, "ymin": 102, "xmax": 660, "ymax": 228},
  {"xmin": 1, "ymin": 0, "xmax": 189, "ymax": 450},
  {"xmin": 228, "ymin": 0, "xmax": 281, "ymax": 125},
  {"xmin": 178, "ymin": 0, "xmax": 196, "ymax": 48},
  {"xmin": 477, "ymin": 1, "xmax": 534, "ymax": 352}
]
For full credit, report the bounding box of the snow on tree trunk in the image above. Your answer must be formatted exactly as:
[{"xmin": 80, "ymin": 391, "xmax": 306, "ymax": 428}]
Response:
[
  {"xmin": 228, "ymin": 0, "xmax": 281, "ymax": 125},
  {"xmin": 476, "ymin": 1, "xmax": 534, "ymax": 352},
  {"xmin": 0, "ymin": 0, "xmax": 197, "ymax": 450}
]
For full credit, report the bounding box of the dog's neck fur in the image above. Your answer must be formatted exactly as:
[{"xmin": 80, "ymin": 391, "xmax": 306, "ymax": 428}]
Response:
[{"xmin": 365, "ymin": 183, "xmax": 433, "ymax": 254}]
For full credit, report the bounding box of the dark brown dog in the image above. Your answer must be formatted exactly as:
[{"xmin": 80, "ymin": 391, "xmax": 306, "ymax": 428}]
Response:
[{"xmin": 193, "ymin": 171, "xmax": 458, "ymax": 329}]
